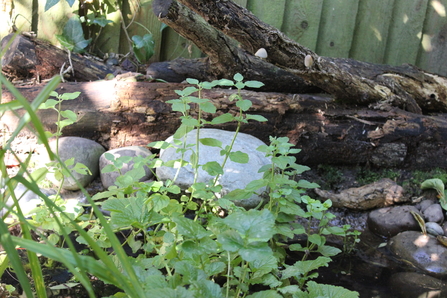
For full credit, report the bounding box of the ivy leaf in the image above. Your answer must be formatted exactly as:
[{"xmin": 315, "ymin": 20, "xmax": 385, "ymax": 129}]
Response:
[
  {"xmin": 132, "ymin": 34, "xmax": 155, "ymax": 63},
  {"xmin": 45, "ymin": 0, "xmax": 59, "ymax": 11},
  {"xmin": 59, "ymin": 15, "xmax": 91, "ymax": 53}
]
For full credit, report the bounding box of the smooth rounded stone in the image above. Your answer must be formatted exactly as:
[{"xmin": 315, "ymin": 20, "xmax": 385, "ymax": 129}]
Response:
[
  {"xmin": 388, "ymin": 231, "xmax": 447, "ymax": 278},
  {"xmin": 442, "ymin": 222, "xmax": 447, "ymax": 236},
  {"xmin": 367, "ymin": 205, "xmax": 421, "ymax": 238},
  {"xmin": 426, "ymin": 222, "xmax": 445, "ymax": 236},
  {"xmin": 423, "ymin": 203, "xmax": 444, "ymax": 224},
  {"xmin": 41, "ymin": 137, "xmax": 105, "ymax": 190},
  {"xmin": 0, "ymin": 183, "xmax": 56, "ymax": 217},
  {"xmin": 389, "ymin": 272, "xmax": 447, "ymax": 298},
  {"xmin": 99, "ymin": 146, "xmax": 154, "ymax": 189},
  {"xmin": 418, "ymin": 199, "xmax": 436, "ymax": 212},
  {"xmin": 156, "ymin": 129, "xmax": 271, "ymax": 209}
]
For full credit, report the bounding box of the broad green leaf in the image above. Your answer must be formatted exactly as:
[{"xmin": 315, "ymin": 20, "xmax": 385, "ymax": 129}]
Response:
[
  {"xmin": 297, "ymin": 179, "xmax": 320, "ymax": 189},
  {"xmin": 202, "ymin": 161, "xmax": 224, "ymax": 176},
  {"xmin": 222, "ymin": 189, "xmax": 252, "ymax": 201},
  {"xmin": 199, "ymin": 138, "xmax": 222, "ymax": 148},
  {"xmin": 244, "ymin": 179, "xmax": 268, "ymax": 192},
  {"xmin": 148, "ymin": 193, "xmax": 170, "ymax": 212},
  {"xmin": 61, "ymin": 15, "xmax": 91, "ymax": 53},
  {"xmin": 199, "ymin": 101, "xmax": 217, "ymax": 113},
  {"xmin": 244, "ymin": 81, "xmax": 265, "ymax": 88},
  {"xmin": 246, "ymin": 290, "xmax": 282, "ymax": 298},
  {"xmin": 60, "ymin": 109, "xmax": 77, "ymax": 122},
  {"xmin": 250, "ymin": 254, "xmax": 278, "ymax": 279},
  {"xmin": 318, "ymin": 245, "xmax": 342, "ymax": 257},
  {"xmin": 204, "ymin": 262, "xmax": 226, "ymax": 276},
  {"xmin": 229, "ymin": 151, "xmax": 249, "ymax": 164},
  {"xmin": 223, "ymin": 209, "xmax": 275, "ymax": 242},
  {"xmin": 239, "ymin": 242, "xmax": 273, "ymax": 262},
  {"xmin": 147, "ymin": 287, "xmax": 194, "ymax": 298},
  {"xmin": 217, "ymin": 230, "xmax": 244, "ymax": 252},
  {"xmin": 305, "ymin": 281, "xmax": 359, "ymax": 298},
  {"xmin": 246, "ymin": 114, "xmax": 268, "ymax": 122},
  {"xmin": 281, "ymin": 257, "xmax": 331, "ymax": 280},
  {"xmin": 308, "ymin": 234, "xmax": 325, "ymax": 247},
  {"xmin": 102, "ymin": 196, "xmax": 163, "ymax": 229},
  {"xmin": 216, "ymin": 78, "xmax": 234, "ymax": 86},
  {"xmin": 193, "ymin": 279, "xmax": 224, "ymax": 298},
  {"xmin": 236, "ymin": 99, "xmax": 252, "ymax": 111},
  {"xmin": 186, "ymin": 78, "xmax": 199, "ymax": 85},
  {"xmin": 233, "ymin": 73, "xmax": 244, "ymax": 82},
  {"xmin": 92, "ymin": 17, "xmax": 113, "ymax": 27},
  {"xmin": 60, "ymin": 91, "xmax": 80, "ymax": 100},
  {"xmin": 211, "ymin": 113, "xmax": 234, "ymax": 124},
  {"xmin": 45, "ymin": 0, "xmax": 59, "ymax": 11},
  {"xmin": 172, "ymin": 216, "xmax": 211, "ymax": 239},
  {"xmin": 132, "ymin": 34, "xmax": 155, "ymax": 62}
]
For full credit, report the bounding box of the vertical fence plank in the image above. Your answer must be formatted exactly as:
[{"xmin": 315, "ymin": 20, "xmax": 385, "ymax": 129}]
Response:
[
  {"xmin": 0, "ymin": 0, "xmax": 32, "ymax": 40},
  {"xmin": 315, "ymin": 0, "xmax": 359, "ymax": 58},
  {"xmin": 246, "ymin": 0, "xmax": 286, "ymax": 30},
  {"xmin": 416, "ymin": 0, "xmax": 447, "ymax": 76},
  {"xmin": 119, "ymin": 0, "xmax": 162, "ymax": 63},
  {"xmin": 281, "ymin": 0, "xmax": 324, "ymax": 51},
  {"xmin": 349, "ymin": 0, "xmax": 395, "ymax": 63},
  {"xmin": 89, "ymin": 2, "xmax": 122, "ymax": 56},
  {"xmin": 384, "ymin": 0, "xmax": 429, "ymax": 66}
]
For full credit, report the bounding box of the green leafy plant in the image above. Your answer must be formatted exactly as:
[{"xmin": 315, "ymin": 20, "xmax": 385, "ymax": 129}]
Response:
[
  {"xmin": 1, "ymin": 71, "xmax": 359, "ymax": 297},
  {"xmin": 56, "ymin": 15, "xmax": 92, "ymax": 53},
  {"xmin": 421, "ymin": 178, "xmax": 447, "ymax": 210}
]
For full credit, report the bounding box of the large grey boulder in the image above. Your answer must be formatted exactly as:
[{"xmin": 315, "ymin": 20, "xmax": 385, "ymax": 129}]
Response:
[
  {"xmin": 388, "ymin": 231, "xmax": 447, "ymax": 278},
  {"xmin": 41, "ymin": 137, "xmax": 105, "ymax": 190},
  {"xmin": 367, "ymin": 205, "xmax": 421, "ymax": 238},
  {"xmin": 156, "ymin": 129, "xmax": 271, "ymax": 208},
  {"xmin": 99, "ymin": 146, "xmax": 154, "ymax": 189}
]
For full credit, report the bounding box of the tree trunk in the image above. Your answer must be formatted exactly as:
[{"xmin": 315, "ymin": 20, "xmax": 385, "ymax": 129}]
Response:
[
  {"xmin": 151, "ymin": 0, "xmax": 447, "ymax": 114},
  {"xmin": 2, "ymin": 80, "xmax": 447, "ymax": 170},
  {"xmin": 1, "ymin": 33, "xmax": 116, "ymax": 82}
]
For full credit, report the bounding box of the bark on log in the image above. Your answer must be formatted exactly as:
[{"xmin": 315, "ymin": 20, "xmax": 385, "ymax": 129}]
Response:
[
  {"xmin": 1, "ymin": 33, "xmax": 115, "ymax": 81},
  {"xmin": 151, "ymin": 0, "xmax": 447, "ymax": 114},
  {"xmin": 2, "ymin": 80, "xmax": 447, "ymax": 170}
]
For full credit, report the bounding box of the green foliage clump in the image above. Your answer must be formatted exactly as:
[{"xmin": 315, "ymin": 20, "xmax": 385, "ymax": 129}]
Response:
[{"xmin": 0, "ymin": 70, "xmax": 359, "ymax": 297}]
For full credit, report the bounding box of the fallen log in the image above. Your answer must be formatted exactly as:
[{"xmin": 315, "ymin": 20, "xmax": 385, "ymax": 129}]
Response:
[
  {"xmin": 2, "ymin": 80, "xmax": 447, "ymax": 170},
  {"xmin": 152, "ymin": 0, "xmax": 447, "ymax": 114},
  {"xmin": 1, "ymin": 33, "xmax": 116, "ymax": 82}
]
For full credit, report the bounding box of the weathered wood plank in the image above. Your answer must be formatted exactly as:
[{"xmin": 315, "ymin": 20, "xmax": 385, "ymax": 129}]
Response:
[
  {"xmin": 416, "ymin": 0, "xmax": 447, "ymax": 76},
  {"xmin": 246, "ymin": 0, "xmax": 287, "ymax": 30},
  {"xmin": 349, "ymin": 0, "xmax": 395, "ymax": 63},
  {"xmin": 384, "ymin": 0, "xmax": 429, "ymax": 66},
  {"xmin": 316, "ymin": 0, "xmax": 359, "ymax": 58},
  {"xmin": 281, "ymin": 0, "xmax": 323, "ymax": 51}
]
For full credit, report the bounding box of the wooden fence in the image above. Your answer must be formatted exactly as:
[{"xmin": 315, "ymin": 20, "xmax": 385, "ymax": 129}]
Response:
[{"xmin": 1, "ymin": 0, "xmax": 447, "ymax": 76}]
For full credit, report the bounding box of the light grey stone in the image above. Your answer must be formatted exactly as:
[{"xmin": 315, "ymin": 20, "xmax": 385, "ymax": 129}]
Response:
[
  {"xmin": 0, "ymin": 183, "xmax": 56, "ymax": 217},
  {"xmin": 99, "ymin": 146, "xmax": 154, "ymax": 189},
  {"xmin": 41, "ymin": 137, "xmax": 105, "ymax": 190},
  {"xmin": 426, "ymin": 222, "xmax": 445, "ymax": 236},
  {"xmin": 156, "ymin": 129, "xmax": 271, "ymax": 208},
  {"xmin": 423, "ymin": 203, "xmax": 444, "ymax": 224}
]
